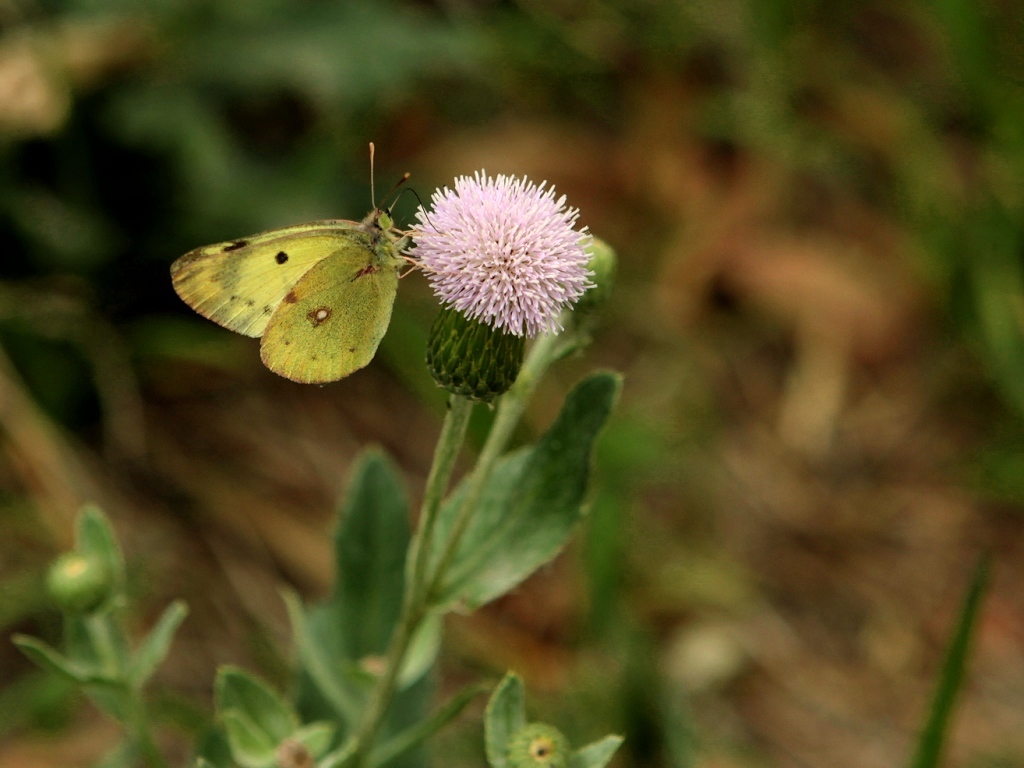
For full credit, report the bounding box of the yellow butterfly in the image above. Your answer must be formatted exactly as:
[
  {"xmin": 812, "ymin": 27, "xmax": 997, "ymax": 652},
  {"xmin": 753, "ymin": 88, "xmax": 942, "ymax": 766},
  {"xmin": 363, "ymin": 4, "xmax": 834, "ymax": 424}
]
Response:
[{"xmin": 170, "ymin": 208, "xmax": 408, "ymax": 384}]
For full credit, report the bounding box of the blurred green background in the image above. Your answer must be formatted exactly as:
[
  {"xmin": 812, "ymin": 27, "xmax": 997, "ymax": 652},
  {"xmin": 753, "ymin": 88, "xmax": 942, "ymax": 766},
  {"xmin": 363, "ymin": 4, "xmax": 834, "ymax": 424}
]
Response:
[{"xmin": 2, "ymin": 0, "xmax": 1024, "ymax": 766}]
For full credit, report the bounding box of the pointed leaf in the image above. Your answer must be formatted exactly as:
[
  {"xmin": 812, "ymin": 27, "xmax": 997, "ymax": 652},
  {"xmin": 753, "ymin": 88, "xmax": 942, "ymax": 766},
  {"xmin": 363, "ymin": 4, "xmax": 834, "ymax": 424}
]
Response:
[
  {"xmin": 130, "ymin": 600, "xmax": 188, "ymax": 687},
  {"xmin": 76, "ymin": 504, "xmax": 125, "ymax": 592},
  {"xmin": 485, "ymin": 673, "xmax": 527, "ymax": 768},
  {"xmin": 569, "ymin": 736, "xmax": 624, "ymax": 768},
  {"xmin": 909, "ymin": 555, "xmax": 990, "ymax": 768},
  {"xmin": 433, "ymin": 373, "xmax": 622, "ymax": 610},
  {"xmin": 334, "ymin": 450, "xmax": 411, "ymax": 659},
  {"xmin": 216, "ymin": 666, "xmax": 298, "ymax": 745},
  {"xmin": 12, "ymin": 634, "xmax": 115, "ymax": 685},
  {"xmin": 370, "ymin": 682, "xmax": 487, "ymax": 768},
  {"xmin": 221, "ymin": 709, "xmax": 278, "ymax": 768}
]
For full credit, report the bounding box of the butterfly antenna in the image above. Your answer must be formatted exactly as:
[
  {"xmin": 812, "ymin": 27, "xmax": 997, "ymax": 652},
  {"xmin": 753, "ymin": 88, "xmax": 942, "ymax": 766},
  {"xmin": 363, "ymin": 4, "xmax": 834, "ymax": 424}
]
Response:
[
  {"xmin": 394, "ymin": 187, "xmax": 439, "ymax": 232},
  {"xmin": 369, "ymin": 142, "xmax": 377, "ymax": 209},
  {"xmin": 380, "ymin": 173, "xmax": 411, "ymax": 212}
]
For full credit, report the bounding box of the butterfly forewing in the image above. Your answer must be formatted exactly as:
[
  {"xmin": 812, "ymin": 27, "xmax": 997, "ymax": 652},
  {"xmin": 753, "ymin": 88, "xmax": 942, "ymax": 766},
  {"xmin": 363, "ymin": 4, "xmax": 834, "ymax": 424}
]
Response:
[
  {"xmin": 170, "ymin": 220, "xmax": 363, "ymax": 338},
  {"xmin": 259, "ymin": 242, "xmax": 400, "ymax": 384}
]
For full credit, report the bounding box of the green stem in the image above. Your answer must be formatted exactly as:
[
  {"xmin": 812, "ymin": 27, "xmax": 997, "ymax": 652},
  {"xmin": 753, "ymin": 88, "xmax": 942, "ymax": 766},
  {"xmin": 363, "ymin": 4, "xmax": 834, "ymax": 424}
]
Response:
[
  {"xmin": 128, "ymin": 691, "xmax": 169, "ymax": 768},
  {"xmin": 425, "ymin": 330, "xmax": 567, "ymax": 600},
  {"xmin": 349, "ymin": 395, "xmax": 474, "ymax": 768},
  {"xmin": 84, "ymin": 613, "xmax": 122, "ymax": 679},
  {"xmin": 82, "ymin": 614, "xmax": 167, "ymax": 767}
]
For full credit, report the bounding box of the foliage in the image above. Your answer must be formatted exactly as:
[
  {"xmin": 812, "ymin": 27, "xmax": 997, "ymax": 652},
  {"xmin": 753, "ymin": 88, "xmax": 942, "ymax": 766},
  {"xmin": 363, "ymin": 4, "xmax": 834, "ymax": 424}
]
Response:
[{"xmin": 1, "ymin": 0, "xmax": 1020, "ymax": 766}]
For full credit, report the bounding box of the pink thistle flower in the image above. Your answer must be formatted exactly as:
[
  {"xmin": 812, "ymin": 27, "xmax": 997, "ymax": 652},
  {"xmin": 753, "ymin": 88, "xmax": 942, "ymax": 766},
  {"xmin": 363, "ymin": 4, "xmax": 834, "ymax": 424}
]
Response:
[{"xmin": 410, "ymin": 171, "xmax": 593, "ymax": 337}]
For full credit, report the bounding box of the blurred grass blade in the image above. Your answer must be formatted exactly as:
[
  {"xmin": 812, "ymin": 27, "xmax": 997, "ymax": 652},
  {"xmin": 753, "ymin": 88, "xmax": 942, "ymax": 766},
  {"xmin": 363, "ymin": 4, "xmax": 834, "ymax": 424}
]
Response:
[{"xmin": 909, "ymin": 555, "xmax": 991, "ymax": 768}]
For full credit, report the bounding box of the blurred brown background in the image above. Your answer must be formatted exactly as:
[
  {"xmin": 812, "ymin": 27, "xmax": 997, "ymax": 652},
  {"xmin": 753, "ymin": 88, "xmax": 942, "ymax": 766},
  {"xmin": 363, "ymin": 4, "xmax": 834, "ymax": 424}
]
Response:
[{"xmin": 2, "ymin": 1, "xmax": 1024, "ymax": 766}]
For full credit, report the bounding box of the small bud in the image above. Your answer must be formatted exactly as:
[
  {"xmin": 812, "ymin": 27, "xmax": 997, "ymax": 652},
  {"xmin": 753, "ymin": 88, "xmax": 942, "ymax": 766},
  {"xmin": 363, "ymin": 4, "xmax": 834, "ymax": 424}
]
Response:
[
  {"xmin": 574, "ymin": 237, "xmax": 616, "ymax": 320},
  {"xmin": 46, "ymin": 552, "xmax": 113, "ymax": 613},
  {"xmin": 507, "ymin": 723, "xmax": 571, "ymax": 768},
  {"xmin": 426, "ymin": 307, "xmax": 525, "ymax": 402}
]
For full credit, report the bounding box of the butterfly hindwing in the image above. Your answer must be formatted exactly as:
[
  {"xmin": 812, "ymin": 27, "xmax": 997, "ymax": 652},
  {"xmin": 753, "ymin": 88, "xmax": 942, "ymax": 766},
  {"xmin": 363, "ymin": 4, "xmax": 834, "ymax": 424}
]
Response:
[
  {"xmin": 259, "ymin": 242, "xmax": 400, "ymax": 384},
  {"xmin": 170, "ymin": 220, "xmax": 362, "ymax": 338}
]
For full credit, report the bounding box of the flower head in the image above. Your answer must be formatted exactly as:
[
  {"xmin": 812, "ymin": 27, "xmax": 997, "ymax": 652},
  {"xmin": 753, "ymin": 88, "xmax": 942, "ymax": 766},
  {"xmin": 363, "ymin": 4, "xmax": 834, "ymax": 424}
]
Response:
[{"xmin": 410, "ymin": 171, "xmax": 592, "ymax": 337}]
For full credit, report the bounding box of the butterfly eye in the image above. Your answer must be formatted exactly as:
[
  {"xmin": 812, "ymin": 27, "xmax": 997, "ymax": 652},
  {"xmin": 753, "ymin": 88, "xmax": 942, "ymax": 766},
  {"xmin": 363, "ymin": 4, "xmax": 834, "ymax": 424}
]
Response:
[{"xmin": 377, "ymin": 212, "xmax": 393, "ymax": 231}]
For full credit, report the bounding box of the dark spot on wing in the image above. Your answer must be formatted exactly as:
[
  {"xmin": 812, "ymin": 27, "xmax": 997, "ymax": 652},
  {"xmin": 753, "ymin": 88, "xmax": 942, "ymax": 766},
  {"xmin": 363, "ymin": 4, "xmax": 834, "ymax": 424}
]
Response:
[
  {"xmin": 284, "ymin": 290, "xmax": 298, "ymax": 304},
  {"xmin": 262, "ymin": 305, "xmax": 273, "ymax": 315},
  {"xmin": 353, "ymin": 264, "xmax": 380, "ymax": 281},
  {"xmin": 284, "ymin": 340, "xmax": 291, "ymax": 346},
  {"xmin": 224, "ymin": 240, "xmax": 248, "ymax": 252},
  {"xmin": 308, "ymin": 306, "xmax": 331, "ymax": 327},
  {"xmin": 311, "ymin": 355, "xmax": 318, "ymax": 361},
  {"xmin": 229, "ymin": 294, "xmax": 239, "ymax": 301},
  {"xmin": 349, "ymin": 347, "xmax": 356, "ymax": 353},
  {"xmin": 246, "ymin": 299, "xmax": 255, "ymax": 307},
  {"xmin": 276, "ymin": 251, "xmax": 289, "ymax": 264}
]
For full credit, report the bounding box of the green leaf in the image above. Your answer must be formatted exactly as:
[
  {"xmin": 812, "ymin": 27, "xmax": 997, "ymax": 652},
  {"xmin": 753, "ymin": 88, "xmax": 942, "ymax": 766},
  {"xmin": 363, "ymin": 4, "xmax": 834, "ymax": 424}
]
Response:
[
  {"xmin": 909, "ymin": 555, "xmax": 990, "ymax": 768},
  {"xmin": 295, "ymin": 450, "xmax": 422, "ymax": 732},
  {"xmin": 333, "ymin": 449, "xmax": 411, "ymax": 659},
  {"xmin": 12, "ymin": 634, "xmax": 114, "ymax": 685},
  {"xmin": 195, "ymin": 726, "xmax": 234, "ymax": 768},
  {"xmin": 432, "ymin": 373, "xmax": 622, "ymax": 610},
  {"xmin": 485, "ymin": 673, "xmax": 527, "ymax": 768},
  {"xmin": 569, "ymin": 736, "xmax": 624, "ymax": 768},
  {"xmin": 317, "ymin": 738, "xmax": 356, "ymax": 768},
  {"xmin": 370, "ymin": 682, "xmax": 487, "ymax": 768},
  {"xmin": 397, "ymin": 611, "xmax": 442, "ymax": 688},
  {"xmin": 294, "ymin": 451, "xmax": 434, "ymax": 752},
  {"xmin": 129, "ymin": 600, "xmax": 188, "ymax": 688},
  {"xmin": 292, "ymin": 721, "xmax": 337, "ymax": 759},
  {"xmin": 284, "ymin": 590, "xmax": 364, "ymax": 727},
  {"xmin": 76, "ymin": 505, "xmax": 125, "ymax": 594},
  {"xmin": 216, "ymin": 667, "xmax": 298, "ymax": 748},
  {"xmin": 221, "ymin": 709, "xmax": 277, "ymax": 768}
]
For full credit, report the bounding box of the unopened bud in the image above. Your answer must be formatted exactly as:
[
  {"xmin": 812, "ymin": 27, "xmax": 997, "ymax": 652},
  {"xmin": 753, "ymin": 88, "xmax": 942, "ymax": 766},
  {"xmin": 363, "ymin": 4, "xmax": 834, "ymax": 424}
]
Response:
[
  {"xmin": 47, "ymin": 552, "xmax": 112, "ymax": 613},
  {"xmin": 426, "ymin": 307, "xmax": 525, "ymax": 402},
  {"xmin": 574, "ymin": 237, "xmax": 616, "ymax": 320},
  {"xmin": 507, "ymin": 723, "xmax": 571, "ymax": 768}
]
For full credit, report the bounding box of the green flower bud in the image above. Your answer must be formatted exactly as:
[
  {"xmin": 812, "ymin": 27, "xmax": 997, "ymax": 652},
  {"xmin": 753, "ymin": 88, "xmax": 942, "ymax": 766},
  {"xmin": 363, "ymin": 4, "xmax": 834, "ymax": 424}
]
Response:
[
  {"xmin": 574, "ymin": 237, "xmax": 617, "ymax": 320},
  {"xmin": 426, "ymin": 307, "xmax": 525, "ymax": 402},
  {"xmin": 46, "ymin": 552, "xmax": 113, "ymax": 613},
  {"xmin": 507, "ymin": 723, "xmax": 571, "ymax": 768}
]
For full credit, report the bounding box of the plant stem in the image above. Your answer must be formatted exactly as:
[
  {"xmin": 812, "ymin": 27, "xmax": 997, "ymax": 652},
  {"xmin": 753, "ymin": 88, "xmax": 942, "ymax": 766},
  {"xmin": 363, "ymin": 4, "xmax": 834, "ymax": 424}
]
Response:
[
  {"xmin": 425, "ymin": 330, "xmax": 567, "ymax": 601},
  {"xmin": 348, "ymin": 324, "xmax": 576, "ymax": 766},
  {"xmin": 128, "ymin": 691, "xmax": 170, "ymax": 768},
  {"xmin": 84, "ymin": 613, "xmax": 122, "ymax": 679},
  {"xmin": 349, "ymin": 395, "xmax": 474, "ymax": 767}
]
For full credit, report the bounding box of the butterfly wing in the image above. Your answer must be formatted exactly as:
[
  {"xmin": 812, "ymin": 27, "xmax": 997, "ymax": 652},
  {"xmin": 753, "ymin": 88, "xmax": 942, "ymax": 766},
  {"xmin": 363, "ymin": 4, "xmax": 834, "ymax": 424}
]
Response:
[
  {"xmin": 259, "ymin": 242, "xmax": 400, "ymax": 384},
  {"xmin": 170, "ymin": 220, "xmax": 360, "ymax": 338}
]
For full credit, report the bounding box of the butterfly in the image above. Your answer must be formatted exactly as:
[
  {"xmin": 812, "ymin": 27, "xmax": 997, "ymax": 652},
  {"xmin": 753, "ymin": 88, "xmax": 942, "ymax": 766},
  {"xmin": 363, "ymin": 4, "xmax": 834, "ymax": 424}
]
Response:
[{"xmin": 171, "ymin": 204, "xmax": 409, "ymax": 384}]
